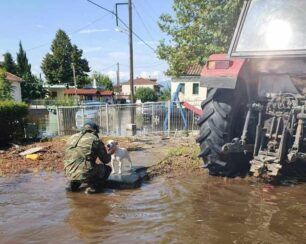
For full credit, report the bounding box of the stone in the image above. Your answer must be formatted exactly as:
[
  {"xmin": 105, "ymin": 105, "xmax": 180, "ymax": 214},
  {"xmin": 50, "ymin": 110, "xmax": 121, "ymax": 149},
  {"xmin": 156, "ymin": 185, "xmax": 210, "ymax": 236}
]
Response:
[
  {"xmin": 105, "ymin": 166, "xmax": 148, "ymax": 189},
  {"xmin": 126, "ymin": 123, "xmax": 136, "ymax": 136}
]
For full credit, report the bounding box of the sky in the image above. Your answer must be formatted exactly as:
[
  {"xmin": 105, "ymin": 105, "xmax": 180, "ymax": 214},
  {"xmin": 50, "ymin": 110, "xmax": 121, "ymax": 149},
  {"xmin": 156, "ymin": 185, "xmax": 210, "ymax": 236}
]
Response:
[{"xmin": 0, "ymin": 0, "xmax": 173, "ymax": 84}]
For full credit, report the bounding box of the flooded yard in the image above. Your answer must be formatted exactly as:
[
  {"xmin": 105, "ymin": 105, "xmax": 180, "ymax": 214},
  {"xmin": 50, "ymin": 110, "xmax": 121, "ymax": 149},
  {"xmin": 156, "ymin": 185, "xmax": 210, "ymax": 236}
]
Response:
[
  {"xmin": 1, "ymin": 136, "xmax": 306, "ymax": 243},
  {"xmin": 1, "ymin": 171, "xmax": 306, "ymax": 243}
]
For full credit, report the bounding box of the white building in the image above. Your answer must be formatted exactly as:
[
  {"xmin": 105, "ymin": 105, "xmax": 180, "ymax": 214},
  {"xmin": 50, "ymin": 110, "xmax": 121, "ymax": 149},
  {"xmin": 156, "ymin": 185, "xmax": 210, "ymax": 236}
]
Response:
[
  {"xmin": 6, "ymin": 72, "xmax": 22, "ymax": 102},
  {"xmin": 171, "ymin": 64, "xmax": 207, "ymax": 103},
  {"xmin": 121, "ymin": 78, "xmax": 162, "ymax": 96}
]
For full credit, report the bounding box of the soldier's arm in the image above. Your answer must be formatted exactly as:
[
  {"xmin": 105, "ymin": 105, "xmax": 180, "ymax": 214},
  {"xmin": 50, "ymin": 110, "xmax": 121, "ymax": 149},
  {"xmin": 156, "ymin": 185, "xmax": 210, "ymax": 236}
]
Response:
[{"xmin": 93, "ymin": 139, "xmax": 111, "ymax": 164}]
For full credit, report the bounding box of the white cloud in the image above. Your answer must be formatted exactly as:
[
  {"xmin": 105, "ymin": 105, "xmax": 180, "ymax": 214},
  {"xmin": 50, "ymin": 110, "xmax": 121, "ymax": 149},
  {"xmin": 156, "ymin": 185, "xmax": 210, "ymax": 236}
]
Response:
[
  {"xmin": 107, "ymin": 51, "xmax": 129, "ymax": 60},
  {"xmin": 78, "ymin": 28, "xmax": 109, "ymax": 34},
  {"xmin": 83, "ymin": 46, "xmax": 104, "ymax": 53}
]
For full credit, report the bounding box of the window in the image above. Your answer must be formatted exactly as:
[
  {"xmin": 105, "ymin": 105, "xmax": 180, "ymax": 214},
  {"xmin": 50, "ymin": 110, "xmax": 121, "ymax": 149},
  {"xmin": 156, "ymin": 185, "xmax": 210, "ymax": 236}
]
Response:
[
  {"xmin": 230, "ymin": 0, "xmax": 306, "ymax": 57},
  {"xmin": 192, "ymin": 83, "xmax": 199, "ymax": 95}
]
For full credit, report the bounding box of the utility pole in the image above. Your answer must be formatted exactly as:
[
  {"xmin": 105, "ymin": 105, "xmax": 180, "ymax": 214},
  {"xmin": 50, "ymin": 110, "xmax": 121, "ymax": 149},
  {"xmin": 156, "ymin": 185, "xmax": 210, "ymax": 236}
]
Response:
[
  {"xmin": 72, "ymin": 63, "xmax": 77, "ymax": 104},
  {"xmin": 128, "ymin": 0, "xmax": 135, "ymax": 124},
  {"xmin": 116, "ymin": 62, "xmax": 120, "ymax": 88}
]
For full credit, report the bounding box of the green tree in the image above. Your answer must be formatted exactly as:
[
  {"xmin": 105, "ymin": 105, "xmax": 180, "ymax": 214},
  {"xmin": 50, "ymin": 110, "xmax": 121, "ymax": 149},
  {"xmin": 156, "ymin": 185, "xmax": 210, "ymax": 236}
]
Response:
[
  {"xmin": 41, "ymin": 29, "xmax": 90, "ymax": 87},
  {"xmin": 15, "ymin": 42, "xmax": 45, "ymax": 100},
  {"xmin": 0, "ymin": 68, "xmax": 13, "ymax": 100},
  {"xmin": 92, "ymin": 72, "xmax": 113, "ymax": 90},
  {"xmin": 157, "ymin": 0, "xmax": 244, "ymax": 76},
  {"xmin": 3, "ymin": 52, "xmax": 17, "ymax": 74},
  {"xmin": 16, "ymin": 41, "xmax": 31, "ymax": 77},
  {"xmin": 159, "ymin": 86, "xmax": 171, "ymax": 101},
  {"xmin": 21, "ymin": 74, "xmax": 46, "ymax": 101},
  {"xmin": 135, "ymin": 87, "xmax": 158, "ymax": 103}
]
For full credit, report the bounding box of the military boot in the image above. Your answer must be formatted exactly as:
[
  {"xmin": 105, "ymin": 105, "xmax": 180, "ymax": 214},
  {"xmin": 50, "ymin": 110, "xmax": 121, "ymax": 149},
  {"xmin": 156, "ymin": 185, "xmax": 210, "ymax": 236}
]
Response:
[{"xmin": 66, "ymin": 180, "xmax": 81, "ymax": 192}]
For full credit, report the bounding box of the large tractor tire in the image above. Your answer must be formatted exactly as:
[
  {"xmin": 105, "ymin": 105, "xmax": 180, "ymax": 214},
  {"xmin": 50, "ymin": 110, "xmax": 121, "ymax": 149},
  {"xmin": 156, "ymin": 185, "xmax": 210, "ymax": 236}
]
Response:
[{"xmin": 197, "ymin": 87, "xmax": 250, "ymax": 177}]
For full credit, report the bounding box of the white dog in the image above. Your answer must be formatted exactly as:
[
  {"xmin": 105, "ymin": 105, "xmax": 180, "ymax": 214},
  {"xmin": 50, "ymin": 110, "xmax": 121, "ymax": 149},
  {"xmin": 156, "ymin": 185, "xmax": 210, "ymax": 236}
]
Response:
[{"xmin": 106, "ymin": 140, "xmax": 133, "ymax": 175}]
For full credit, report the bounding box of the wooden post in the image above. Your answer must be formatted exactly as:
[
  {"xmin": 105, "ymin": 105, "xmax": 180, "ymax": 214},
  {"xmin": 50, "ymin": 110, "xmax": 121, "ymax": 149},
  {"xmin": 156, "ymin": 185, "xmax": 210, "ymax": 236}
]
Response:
[{"xmin": 56, "ymin": 106, "xmax": 61, "ymax": 136}]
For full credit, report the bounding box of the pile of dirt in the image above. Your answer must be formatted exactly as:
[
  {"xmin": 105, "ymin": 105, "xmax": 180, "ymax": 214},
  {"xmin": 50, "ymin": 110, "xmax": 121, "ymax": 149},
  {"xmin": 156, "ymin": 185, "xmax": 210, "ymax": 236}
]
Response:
[
  {"xmin": 0, "ymin": 136, "xmax": 146, "ymax": 176},
  {"xmin": 148, "ymin": 144, "xmax": 206, "ymax": 178},
  {"xmin": 0, "ymin": 139, "xmax": 66, "ymax": 176}
]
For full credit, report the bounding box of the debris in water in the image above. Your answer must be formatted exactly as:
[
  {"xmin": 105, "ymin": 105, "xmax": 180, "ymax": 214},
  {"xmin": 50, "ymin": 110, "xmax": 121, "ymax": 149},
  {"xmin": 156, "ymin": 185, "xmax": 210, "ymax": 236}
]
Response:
[
  {"xmin": 25, "ymin": 154, "xmax": 40, "ymax": 160},
  {"xmin": 19, "ymin": 147, "xmax": 45, "ymax": 156}
]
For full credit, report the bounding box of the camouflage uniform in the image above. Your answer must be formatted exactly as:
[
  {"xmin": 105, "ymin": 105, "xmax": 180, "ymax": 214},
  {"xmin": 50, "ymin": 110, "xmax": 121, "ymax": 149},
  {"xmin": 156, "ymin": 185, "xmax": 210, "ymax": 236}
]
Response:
[{"xmin": 64, "ymin": 130, "xmax": 111, "ymax": 188}]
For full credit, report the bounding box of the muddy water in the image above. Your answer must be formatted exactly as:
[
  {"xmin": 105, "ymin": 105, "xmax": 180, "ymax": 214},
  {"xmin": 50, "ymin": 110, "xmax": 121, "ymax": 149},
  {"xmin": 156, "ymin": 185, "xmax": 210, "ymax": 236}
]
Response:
[{"xmin": 1, "ymin": 172, "xmax": 306, "ymax": 244}]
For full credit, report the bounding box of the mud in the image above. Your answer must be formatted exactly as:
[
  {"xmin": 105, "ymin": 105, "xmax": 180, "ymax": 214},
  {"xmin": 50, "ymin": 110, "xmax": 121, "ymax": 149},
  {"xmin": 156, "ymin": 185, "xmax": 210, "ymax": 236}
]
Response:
[
  {"xmin": 1, "ymin": 136, "xmax": 306, "ymax": 243},
  {"xmin": 1, "ymin": 171, "xmax": 306, "ymax": 243},
  {"xmin": 0, "ymin": 136, "xmax": 178, "ymax": 176}
]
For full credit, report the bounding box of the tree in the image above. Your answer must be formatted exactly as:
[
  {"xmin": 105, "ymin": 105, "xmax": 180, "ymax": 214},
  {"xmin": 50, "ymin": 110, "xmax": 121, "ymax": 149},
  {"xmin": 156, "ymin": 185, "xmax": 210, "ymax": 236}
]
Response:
[
  {"xmin": 21, "ymin": 74, "xmax": 46, "ymax": 101},
  {"xmin": 3, "ymin": 52, "xmax": 17, "ymax": 74},
  {"xmin": 157, "ymin": 0, "xmax": 244, "ymax": 77},
  {"xmin": 159, "ymin": 86, "xmax": 171, "ymax": 101},
  {"xmin": 41, "ymin": 29, "xmax": 90, "ymax": 87},
  {"xmin": 0, "ymin": 68, "xmax": 13, "ymax": 100},
  {"xmin": 92, "ymin": 72, "xmax": 113, "ymax": 90},
  {"xmin": 135, "ymin": 87, "xmax": 158, "ymax": 103},
  {"xmin": 16, "ymin": 42, "xmax": 31, "ymax": 77}
]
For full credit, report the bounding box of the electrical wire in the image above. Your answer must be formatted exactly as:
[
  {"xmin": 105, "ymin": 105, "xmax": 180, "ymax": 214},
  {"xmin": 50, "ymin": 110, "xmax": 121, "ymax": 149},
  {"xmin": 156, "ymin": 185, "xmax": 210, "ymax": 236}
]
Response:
[
  {"xmin": 27, "ymin": 13, "xmax": 110, "ymax": 52},
  {"xmin": 132, "ymin": 3, "xmax": 155, "ymax": 43},
  {"xmin": 86, "ymin": 0, "xmax": 156, "ymax": 52}
]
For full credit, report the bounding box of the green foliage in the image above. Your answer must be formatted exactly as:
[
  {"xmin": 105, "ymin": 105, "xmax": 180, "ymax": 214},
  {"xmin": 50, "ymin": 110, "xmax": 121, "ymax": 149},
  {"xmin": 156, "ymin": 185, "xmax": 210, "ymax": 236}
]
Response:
[
  {"xmin": 54, "ymin": 97, "xmax": 76, "ymax": 106},
  {"xmin": 157, "ymin": 0, "xmax": 244, "ymax": 76},
  {"xmin": 16, "ymin": 41, "xmax": 31, "ymax": 77},
  {"xmin": 0, "ymin": 68, "xmax": 13, "ymax": 100},
  {"xmin": 135, "ymin": 87, "xmax": 158, "ymax": 103},
  {"xmin": 41, "ymin": 29, "xmax": 90, "ymax": 87},
  {"xmin": 0, "ymin": 100, "xmax": 28, "ymax": 146},
  {"xmin": 3, "ymin": 52, "xmax": 17, "ymax": 74},
  {"xmin": 159, "ymin": 82, "xmax": 171, "ymax": 101},
  {"xmin": 21, "ymin": 74, "xmax": 46, "ymax": 101},
  {"xmin": 92, "ymin": 72, "xmax": 113, "ymax": 90}
]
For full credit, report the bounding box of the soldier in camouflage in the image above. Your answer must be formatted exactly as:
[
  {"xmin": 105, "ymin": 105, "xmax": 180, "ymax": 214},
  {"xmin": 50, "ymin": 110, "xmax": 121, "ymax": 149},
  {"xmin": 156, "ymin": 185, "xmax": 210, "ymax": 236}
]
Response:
[{"xmin": 64, "ymin": 121, "xmax": 113, "ymax": 194}]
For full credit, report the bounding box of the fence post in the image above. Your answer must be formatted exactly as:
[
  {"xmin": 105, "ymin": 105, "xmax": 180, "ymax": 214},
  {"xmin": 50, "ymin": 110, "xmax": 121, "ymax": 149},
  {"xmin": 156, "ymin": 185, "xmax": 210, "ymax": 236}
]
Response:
[
  {"xmin": 106, "ymin": 104, "xmax": 109, "ymax": 135},
  {"xmin": 99, "ymin": 106, "xmax": 102, "ymax": 128},
  {"xmin": 168, "ymin": 101, "xmax": 171, "ymax": 137},
  {"xmin": 192, "ymin": 110, "xmax": 195, "ymax": 132},
  {"xmin": 82, "ymin": 107, "xmax": 85, "ymax": 127},
  {"xmin": 56, "ymin": 106, "xmax": 60, "ymax": 136}
]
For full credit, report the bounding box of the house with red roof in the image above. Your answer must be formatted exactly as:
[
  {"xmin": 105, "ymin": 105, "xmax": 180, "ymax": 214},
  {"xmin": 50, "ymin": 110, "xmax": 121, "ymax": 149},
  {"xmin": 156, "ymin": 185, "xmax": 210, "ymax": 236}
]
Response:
[{"xmin": 64, "ymin": 88, "xmax": 114, "ymax": 103}]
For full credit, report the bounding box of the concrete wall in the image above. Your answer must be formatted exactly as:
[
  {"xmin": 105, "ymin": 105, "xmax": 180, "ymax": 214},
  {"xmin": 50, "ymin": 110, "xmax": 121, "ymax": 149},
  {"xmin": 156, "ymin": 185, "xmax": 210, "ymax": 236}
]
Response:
[
  {"xmin": 48, "ymin": 88, "xmax": 66, "ymax": 99},
  {"xmin": 171, "ymin": 78, "xmax": 207, "ymax": 102},
  {"xmin": 11, "ymin": 81, "xmax": 22, "ymax": 102},
  {"xmin": 122, "ymin": 84, "xmax": 155, "ymax": 95}
]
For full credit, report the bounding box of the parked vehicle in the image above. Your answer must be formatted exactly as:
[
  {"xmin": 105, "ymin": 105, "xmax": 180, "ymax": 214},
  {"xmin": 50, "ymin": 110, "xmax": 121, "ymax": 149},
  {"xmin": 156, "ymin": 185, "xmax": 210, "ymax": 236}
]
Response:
[{"xmin": 197, "ymin": 0, "xmax": 306, "ymax": 179}]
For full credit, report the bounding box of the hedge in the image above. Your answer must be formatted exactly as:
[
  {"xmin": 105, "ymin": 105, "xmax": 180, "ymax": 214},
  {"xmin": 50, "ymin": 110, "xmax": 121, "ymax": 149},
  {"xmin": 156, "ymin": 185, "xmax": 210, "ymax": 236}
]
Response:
[{"xmin": 0, "ymin": 101, "xmax": 28, "ymax": 147}]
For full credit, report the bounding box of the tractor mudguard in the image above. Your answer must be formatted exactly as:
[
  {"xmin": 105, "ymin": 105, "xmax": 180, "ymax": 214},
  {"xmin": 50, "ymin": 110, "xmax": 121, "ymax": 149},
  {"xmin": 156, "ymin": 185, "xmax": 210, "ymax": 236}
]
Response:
[{"xmin": 200, "ymin": 54, "xmax": 245, "ymax": 90}]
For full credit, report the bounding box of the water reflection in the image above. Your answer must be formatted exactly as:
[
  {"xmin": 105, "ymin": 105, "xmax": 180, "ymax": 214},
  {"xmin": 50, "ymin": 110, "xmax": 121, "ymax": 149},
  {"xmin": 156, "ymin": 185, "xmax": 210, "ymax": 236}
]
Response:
[{"xmin": 1, "ymin": 173, "xmax": 306, "ymax": 243}]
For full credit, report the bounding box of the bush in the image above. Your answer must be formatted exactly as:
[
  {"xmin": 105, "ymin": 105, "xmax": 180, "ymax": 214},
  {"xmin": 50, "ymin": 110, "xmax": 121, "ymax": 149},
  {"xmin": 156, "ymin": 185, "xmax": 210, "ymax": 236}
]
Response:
[
  {"xmin": 0, "ymin": 101, "xmax": 28, "ymax": 147},
  {"xmin": 135, "ymin": 87, "xmax": 158, "ymax": 103}
]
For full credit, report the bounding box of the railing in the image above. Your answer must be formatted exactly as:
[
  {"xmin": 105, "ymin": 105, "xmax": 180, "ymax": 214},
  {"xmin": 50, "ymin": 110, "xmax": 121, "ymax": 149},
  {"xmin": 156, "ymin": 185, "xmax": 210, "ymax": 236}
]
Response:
[{"xmin": 55, "ymin": 101, "xmax": 202, "ymax": 136}]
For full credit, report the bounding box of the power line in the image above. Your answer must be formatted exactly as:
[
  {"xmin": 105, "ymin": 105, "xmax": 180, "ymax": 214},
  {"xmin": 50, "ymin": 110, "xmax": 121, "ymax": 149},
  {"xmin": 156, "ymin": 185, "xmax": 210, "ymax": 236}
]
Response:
[
  {"xmin": 86, "ymin": 0, "xmax": 156, "ymax": 52},
  {"xmin": 27, "ymin": 13, "xmax": 110, "ymax": 52},
  {"xmin": 132, "ymin": 3, "xmax": 155, "ymax": 43}
]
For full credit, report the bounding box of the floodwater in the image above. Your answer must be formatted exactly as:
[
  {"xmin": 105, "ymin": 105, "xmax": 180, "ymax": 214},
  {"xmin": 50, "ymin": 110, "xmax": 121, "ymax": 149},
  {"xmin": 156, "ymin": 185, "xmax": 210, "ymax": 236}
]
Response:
[{"xmin": 1, "ymin": 172, "xmax": 306, "ymax": 243}]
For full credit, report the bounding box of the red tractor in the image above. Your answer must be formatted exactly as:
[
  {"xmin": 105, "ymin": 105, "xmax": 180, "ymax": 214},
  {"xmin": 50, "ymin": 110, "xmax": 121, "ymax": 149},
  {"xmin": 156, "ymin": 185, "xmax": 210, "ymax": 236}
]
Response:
[{"xmin": 197, "ymin": 0, "xmax": 306, "ymax": 179}]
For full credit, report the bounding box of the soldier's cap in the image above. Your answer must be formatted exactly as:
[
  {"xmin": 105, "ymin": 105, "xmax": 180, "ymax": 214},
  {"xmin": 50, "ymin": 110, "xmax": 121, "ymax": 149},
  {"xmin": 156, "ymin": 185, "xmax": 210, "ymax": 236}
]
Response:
[{"xmin": 83, "ymin": 120, "xmax": 99, "ymax": 133}]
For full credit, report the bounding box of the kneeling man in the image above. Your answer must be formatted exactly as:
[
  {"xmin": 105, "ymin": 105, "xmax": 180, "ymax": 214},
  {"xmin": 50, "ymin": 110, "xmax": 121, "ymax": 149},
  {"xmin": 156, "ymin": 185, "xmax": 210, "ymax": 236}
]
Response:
[{"xmin": 64, "ymin": 121, "xmax": 113, "ymax": 194}]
